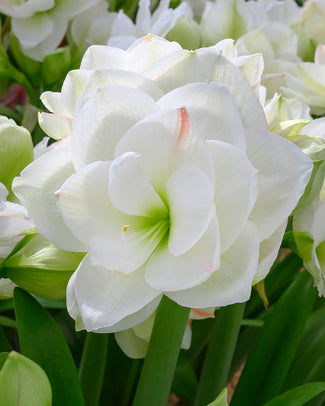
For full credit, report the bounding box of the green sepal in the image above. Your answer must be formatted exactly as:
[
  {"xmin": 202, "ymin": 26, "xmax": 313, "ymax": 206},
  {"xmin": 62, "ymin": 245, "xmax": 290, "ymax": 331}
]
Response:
[{"xmin": 2, "ymin": 234, "xmax": 84, "ymax": 300}]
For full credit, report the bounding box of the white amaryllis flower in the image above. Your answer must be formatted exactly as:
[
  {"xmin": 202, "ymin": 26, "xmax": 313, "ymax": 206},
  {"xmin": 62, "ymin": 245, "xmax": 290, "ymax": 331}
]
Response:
[
  {"xmin": 107, "ymin": 0, "xmax": 193, "ymax": 50},
  {"xmin": 0, "ymin": 0, "xmax": 100, "ymax": 61},
  {"xmin": 13, "ymin": 36, "xmax": 312, "ymax": 333},
  {"xmin": 282, "ymin": 44, "xmax": 325, "ymax": 115}
]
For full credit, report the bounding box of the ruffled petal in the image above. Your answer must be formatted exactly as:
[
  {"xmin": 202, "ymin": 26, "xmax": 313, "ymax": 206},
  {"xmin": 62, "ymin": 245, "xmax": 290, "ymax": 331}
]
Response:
[
  {"xmin": 166, "ymin": 165, "xmax": 215, "ymax": 256},
  {"xmin": 67, "ymin": 255, "xmax": 161, "ymax": 331},
  {"xmin": 166, "ymin": 221, "xmax": 260, "ymax": 307},
  {"xmin": 12, "ymin": 137, "xmax": 84, "ymax": 251},
  {"xmin": 72, "ymin": 85, "xmax": 158, "ymax": 170},
  {"xmin": 145, "ymin": 214, "xmax": 220, "ymax": 291},
  {"xmin": 246, "ymin": 128, "xmax": 313, "ymax": 239},
  {"xmin": 157, "ymin": 82, "xmax": 246, "ymax": 150},
  {"xmin": 208, "ymin": 140, "xmax": 258, "ymax": 252}
]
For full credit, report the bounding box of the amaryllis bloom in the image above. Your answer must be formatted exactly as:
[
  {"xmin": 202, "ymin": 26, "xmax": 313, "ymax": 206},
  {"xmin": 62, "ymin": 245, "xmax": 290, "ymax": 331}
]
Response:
[
  {"xmin": 0, "ymin": 0, "xmax": 100, "ymax": 61},
  {"xmin": 282, "ymin": 44, "xmax": 325, "ymax": 115},
  {"xmin": 13, "ymin": 36, "xmax": 312, "ymax": 333}
]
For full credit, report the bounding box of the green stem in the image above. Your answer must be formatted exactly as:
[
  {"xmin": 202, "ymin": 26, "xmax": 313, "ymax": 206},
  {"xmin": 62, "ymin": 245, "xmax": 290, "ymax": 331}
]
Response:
[
  {"xmin": 194, "ymin": 302, "xmax": 246, "ymax": 406},
  {"xmin": 79, "ymin": 332, "xmax": 108, "ymax": 406},
  {"xmin": 132, "ymin": 295, "xmax": 190, "ymax": 406}
]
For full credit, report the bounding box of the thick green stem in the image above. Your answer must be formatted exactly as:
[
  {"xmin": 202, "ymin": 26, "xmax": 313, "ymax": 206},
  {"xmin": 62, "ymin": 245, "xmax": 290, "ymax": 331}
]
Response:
[
  {"xmin": 79, "ymin": 332, "xmax": 108, "ymax": 406},
  {"xmin": 194, "ymin": 302, "xmax": 246, "ymax": 406},
  {"xmin": 132, "ymin": 295, "xmax": 190, "ymax": 406}
]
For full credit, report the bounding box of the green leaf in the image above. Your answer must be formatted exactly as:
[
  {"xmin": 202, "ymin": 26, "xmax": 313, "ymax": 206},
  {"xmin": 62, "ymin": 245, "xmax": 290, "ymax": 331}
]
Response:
[
  {"xmin": 79, "ymin": 333, "xmax": 108, "ymax": 406},
  {"xmin": 42, "ymin": 47, "xmax": 71, "ymax": 86},
  {"xmin": 282, "ymin": 306, "xmax": 325, "ymax": 406},
  {"xmin": 0, "ymin": 351, "xmax": 52, "ymax": 406},
  {"xmin": 263, "ymin": 382, "xmax": 325, "ymax": 406},
  {"xmin": 207, "ymin": 388, "xmax": 228, "ymax": 406},
  {"xmin": 171, "ymin": 350, "xmax": 198, "ymax": 400},
  {"xmin": 13, "ymin": 288, "xmax": 85, "ymax": 406},
  {"xmin": 0, "ymin": 325, "xmax": 11, "ymax": 352},
  {"xmin": 194, "ymin": 303, "xmax": 245, "ymax": 406},
  {"xmin": 230, "ymin": 271, "xmax": 316, "ymax": 406}
]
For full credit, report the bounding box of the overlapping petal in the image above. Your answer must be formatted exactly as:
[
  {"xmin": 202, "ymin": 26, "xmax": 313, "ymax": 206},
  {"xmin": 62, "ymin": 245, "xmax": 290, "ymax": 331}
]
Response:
[
  {"xmin": 67, "ymin": 255, "xmax": 161, "ymax": 332},
  {"xmin": 12, "ymin": 137, "xmax": 84, "ymax": 252},
  {"xmin": 72, "ymin": 85, "xmax": 158, "ymax": 169},
  {"xmin": 166, "ymin": 221, "xmax": 260, "ymax": 308}
]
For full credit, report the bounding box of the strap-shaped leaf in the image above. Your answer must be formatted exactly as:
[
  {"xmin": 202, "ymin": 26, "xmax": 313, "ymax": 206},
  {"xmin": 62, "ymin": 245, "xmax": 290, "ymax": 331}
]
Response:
[
  {"xmin": 230, "ymin": 271, "xmax": 316, "ymax": 406},
  {"xmin": 263, "ymin": 382, "xmax": 325, "ymax": 406},
  {"xmin": 13, "ymin": 287, "xmax": 85, "ymax": 406}
]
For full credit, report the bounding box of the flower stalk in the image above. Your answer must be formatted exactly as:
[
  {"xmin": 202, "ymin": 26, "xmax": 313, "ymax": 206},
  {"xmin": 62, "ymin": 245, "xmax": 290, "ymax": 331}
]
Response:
[{"xmin": 132, "ymin": 295, "xmax": 190, "ymax": 406}]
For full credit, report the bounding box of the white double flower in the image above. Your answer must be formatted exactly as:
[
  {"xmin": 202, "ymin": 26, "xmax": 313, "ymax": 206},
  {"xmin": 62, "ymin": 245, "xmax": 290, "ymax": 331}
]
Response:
[{"xmin": 13, "ymin": 36, "xmax": 312, "ymax": 333}]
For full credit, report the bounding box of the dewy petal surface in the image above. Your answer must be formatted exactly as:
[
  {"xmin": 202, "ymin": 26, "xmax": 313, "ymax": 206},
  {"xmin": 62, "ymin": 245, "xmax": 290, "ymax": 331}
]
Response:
[
  {"xmin": 166, "ymin": 165, "xmax": 215, "ymax": 256},
  {"xmin": 12, "ymin": 137, "xmax": 85, "ymax": 252},
  {"xmin": 68, "ymin": 255, "xmax": 161, "ymax": 331},
  {"xmin": 157, "ymin": 82, "xmax": 246, "ymax": 150},
  {"xmin": 145, "ymin": 213, "xmax": 220, "ymax": 291},
  {"xmin": 166, "ymin": 221, "xmax": 260, "ymax": 307},
  {"xmin": 58, "ymin": 161, "xmax": 167, "ymax": 273},
  {"xmin": 72, "ymin": 86, "xmax": 158, "ymax": 170},
  {"xmin": 207, "ymin": 140, "xmax": 258, "ymax": 253}
]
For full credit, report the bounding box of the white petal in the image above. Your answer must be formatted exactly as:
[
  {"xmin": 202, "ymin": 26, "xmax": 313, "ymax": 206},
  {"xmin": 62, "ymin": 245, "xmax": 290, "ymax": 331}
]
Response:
[
  {"xmin": 127, "ymin": 34, "xmax": 183, "ymax": 73},
  {"xmin": 80, "ymin": 45, "xmax": 130, "ymax": 70},
  {"xmin": 41, "ymin": 70, "xmax": 92, "ymax": 117},
  {"xmin": 166, "ymin": 165, "xmax": 214, "ymax": 256},
  {"xmin": 18, "ymin": 17, "xmax": 67, "ymax": 61},
  {"xmin": 208, "ymin": 140, "xmax": 258, "ymax": 252},
  {"xmin": 115, "ymin": 108, "xmax": 214, "ymax": 199},
  {"xmin": 0, "ymin": 0, "xmax": 54, "ymax": 18},
  {"xmin": 253, "ymin": 221, "xmax": 287, "ymax": 284},
  {"xmin": 145, "ymin": 214, "xmax": 220, "ymax": 291},
  {"xmin": 157, "ymin": 82, "xmax": 246, "ymax": 150},
  {"xmin": 38, "ymin": 113, "xmax": 71, "ymax": 140},
  {"xmin": 146, "ymin": 51, "xmax": 268, "ymax": 131},
  {"xmin": 0, "ymin": 217, "xmax": 34, "ymax": 241},
  {"xmin": 167, "ymin": 221, "xmax": 260, "ymax": 307},
  {"xmin": 11, "ymin": 13, "xmax": 53, "ymax": 48},
  {"xmin": 115, "ymin": 329, "xmax": 148, "ymax": 359},
  {"xmin": 75, "ymin": 69, "xmax": 163, "ymax": 113},
  {"xmin": 69, "ymin": 255, "xmax": 161, "ymax": 331},
  {"xmin": 246, "ymin": 129, "xmax": 313, "ymax": 239},
  {"xmin": 109, "ymin": 152, "xmax": 168, "ymax": 217},
  {"xmin": 58, "ymin": 161, "xmax": 167, "ymax": 273},
  {"xmin": 12, "ymin": 137, "xmax": 84, "ymax": 251},
  {"xmin": 72, "ymin": 85, "xmax": 158, "ymax": 170}
]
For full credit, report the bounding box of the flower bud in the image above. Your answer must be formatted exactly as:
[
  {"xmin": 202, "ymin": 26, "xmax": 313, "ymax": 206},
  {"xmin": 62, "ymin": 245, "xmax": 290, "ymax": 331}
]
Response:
[{"xmin": 0, "ymin": 351, "xmax": 52, "ymax": 406}]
